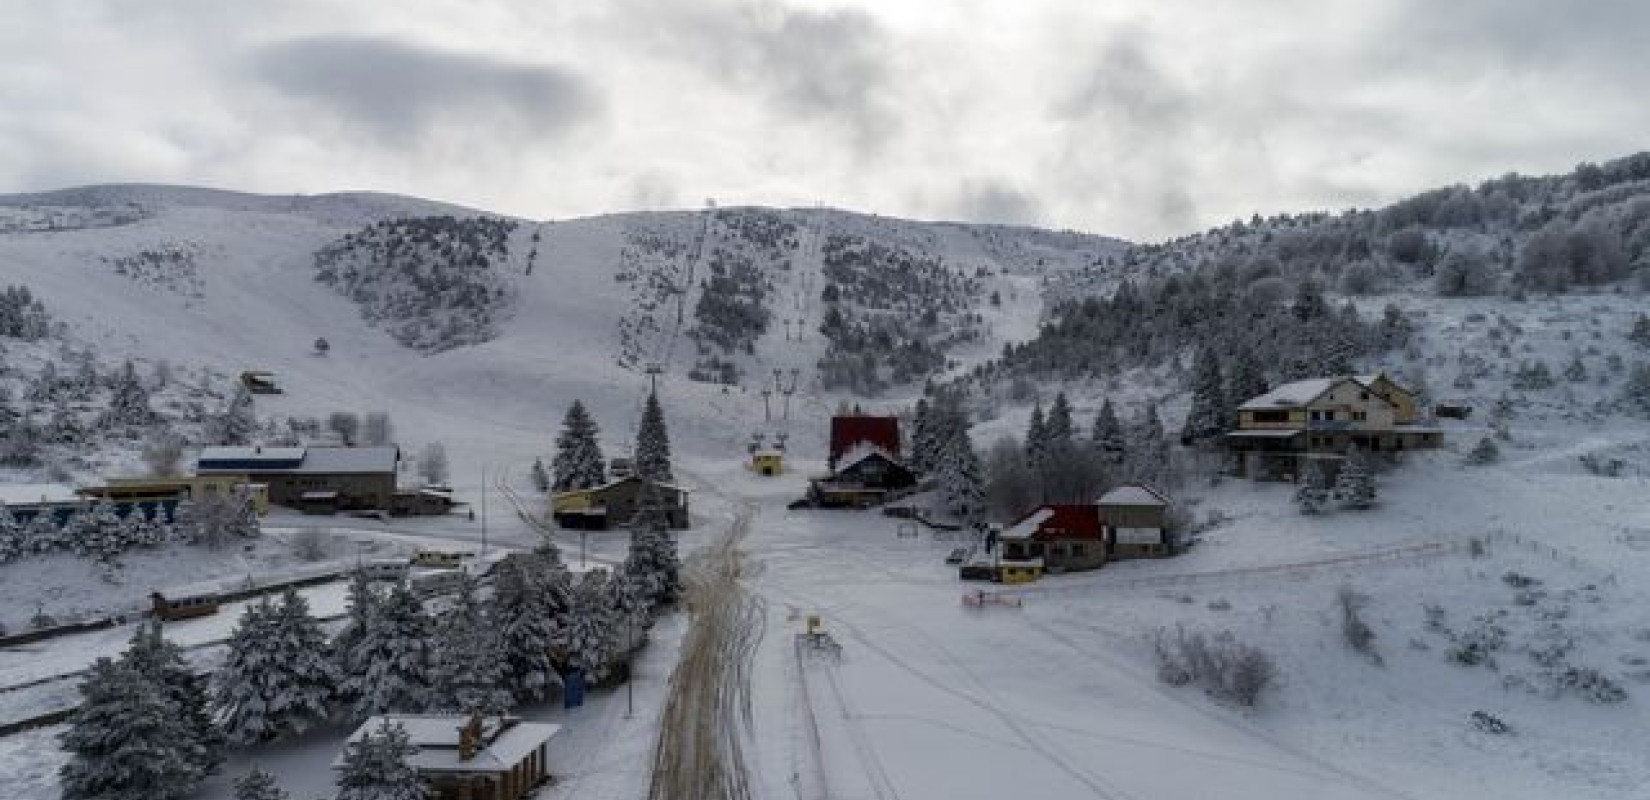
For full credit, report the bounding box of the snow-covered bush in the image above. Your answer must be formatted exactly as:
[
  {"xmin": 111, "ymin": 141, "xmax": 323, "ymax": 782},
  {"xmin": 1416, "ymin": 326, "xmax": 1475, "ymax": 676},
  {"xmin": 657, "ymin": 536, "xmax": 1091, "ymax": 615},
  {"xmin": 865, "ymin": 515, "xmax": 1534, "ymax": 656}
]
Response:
[
  {"xmin": 1337, "ymin": 586, "xmax": 1381, "ymax": 664},
  {"xmin": 1153, "ymin": 626, "xmax": 1278, "ymax": 708}
]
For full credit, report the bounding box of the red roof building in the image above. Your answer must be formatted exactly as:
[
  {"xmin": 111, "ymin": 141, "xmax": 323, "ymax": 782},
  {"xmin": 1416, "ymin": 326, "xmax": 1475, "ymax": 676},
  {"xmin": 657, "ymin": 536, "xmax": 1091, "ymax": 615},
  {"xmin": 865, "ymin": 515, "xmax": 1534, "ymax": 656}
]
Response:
[
  {"xmin": 998, "ymin": 503, "xmax": 1107, "ymax": 572},
  {"xmin": 828, "ymin": 415, "xmax": 901, "ymax": 470}
]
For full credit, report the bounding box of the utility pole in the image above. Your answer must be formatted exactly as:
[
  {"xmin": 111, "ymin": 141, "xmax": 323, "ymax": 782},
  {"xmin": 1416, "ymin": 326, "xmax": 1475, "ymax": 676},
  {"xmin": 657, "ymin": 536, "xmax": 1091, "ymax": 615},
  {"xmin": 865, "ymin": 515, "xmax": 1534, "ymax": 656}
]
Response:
[
  {"xmin": 625, "ymin": 611, "xmax": 635, "ymax": 719},
  {"xmin": 761, "ymin": 388, "xmax": 772, "ymax": 422},
  {"xmin": 645, "ymin": 363, "xmax": 664, "ymax": 396},
  {"xmin": 480, "ymin": 465, "xmax": 488, "ymax": 559}
]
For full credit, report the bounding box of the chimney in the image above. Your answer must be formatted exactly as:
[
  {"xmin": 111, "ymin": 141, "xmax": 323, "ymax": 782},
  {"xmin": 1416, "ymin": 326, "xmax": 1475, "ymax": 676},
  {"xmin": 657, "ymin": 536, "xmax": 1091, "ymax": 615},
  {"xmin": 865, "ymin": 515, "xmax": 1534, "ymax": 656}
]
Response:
[{"xmin": 457, "ymin": 711, "xmax": 483, "ymax": 762}]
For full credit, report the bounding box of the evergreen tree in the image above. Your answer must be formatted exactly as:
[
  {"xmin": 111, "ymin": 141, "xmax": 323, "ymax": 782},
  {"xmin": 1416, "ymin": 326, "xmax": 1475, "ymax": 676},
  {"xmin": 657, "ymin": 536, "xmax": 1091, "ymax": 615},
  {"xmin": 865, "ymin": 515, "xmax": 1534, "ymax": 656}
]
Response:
[
  {"xmin": 334, "ymin": 719, "xmax": 429, "ymax": 800},
  {"xmin": 984, "ymin": 436, "xmax": 1036, "ymax": 522},
  {"xmin": 1563, "ymin": 353, "xmax": 1588, "ymax": 383},
  {"xmin": 1333, "ymin": 449, "xmax": 1378, "ymax": 510},
  {"xmin": 27, "ymin": 361, "xmax": 59, "ymax": 403},
  {"xmin": 428, "ymin": 572, "xmax": 512, "ymax": 715},
  {"xmin": 634, "ymin": 391, "xmax": 674, "ymax": 483},
  {"xmin": 101, "ymin": 360, "xmax": 154, "ymax": 429},
  {"xmin": 1463, "ymin": 436, "xmax": 1500, "ymax": 466},
  {"xmin": 1620, "ymin": 363, "xmax": 1650, "ymax": 418},
  {"xmin": 935, "ymin": 420, "xmax": 985, "ymax": 521},
  {"xmin": 1023, "ymin": 403, "xmax": 1048, "ymax": 471},
  {"xmin": 0, "ymin": 411, "xmax": 41, "ymax": 466},
  {"xmin": 909, "ymin": 397, "xmax": 938, "ymax": 473},
  {"xmin": 1045, "ymin": 392, "xmax": 1074, "ymax": 446},
  {"xmin": 552, "ymin": 400, "xmax": 607, "ymax": 492},
  {"xmin": 491, "ymin": 555, "xmax": 562, "ymax": 703},
  {"xmin": 1090, "ymin": 399, "xmax": 1127, "ymax": 466},
  {"xmin": 1294, "ymin": 460, "xmax": 1330, "ymax": 514},
  {"xmin": 1181, "ymin": 346, "xmax": 1227, "ymax": 445},
  {"xmin": 47, "ymin": 396, "xmax": 84, "ymax": 444},
  {"xmin": 122, "ymin": 621, "xmax": 223, "ymax": 775},
  {"xmin": 624, "ymin": 521, "xmax": 680, "ymax": 607},
  {"xmin": 215, "ymin": 590, "xmax": 339, "ymax": 744},
  {"xmin": 60, "ymin": 658, "xmax": 204, "ymax": 800},
  {"xmin": 560, "ymin": 569, "xmax": 619, "ymax": 682},
  {"xmin": 1225, "ymin": 346, "xmax": 1269, "ymax": 428},
  {"xmin": 1126, "ymin": 403, "xmax": 1169, "ymax": 486},
  {"xmin": 1629, "ymin": 313, "xmax": 1650, "ymax": 350},
  {"xmin": 233, "ymin": 768, "xmax": 289, "ymax": 800},
  {"xmin": 210, "ymin": 384, "xmax": 257, "ymax": 446},
  {"xmin": 0, "ymin": 503, "xmax": 22, "ymax": 563},
  {"xmin": 346, "ymin": 584, "xmax": 434, "ymax": 719}
]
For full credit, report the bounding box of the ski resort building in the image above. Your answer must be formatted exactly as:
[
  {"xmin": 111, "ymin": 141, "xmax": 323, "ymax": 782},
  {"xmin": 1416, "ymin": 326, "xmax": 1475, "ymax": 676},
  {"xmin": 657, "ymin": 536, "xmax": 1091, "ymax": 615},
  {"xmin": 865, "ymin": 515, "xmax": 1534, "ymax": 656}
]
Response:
[
  {"xmin": 549, "ymin": 475, "xmax": 690, "ymax": 530},
  {"xmin": 335, "ymin": 714, "xmax": 559, "ymax": 800},
  {"xmin": 77, "ymin": 475, "xmax": 271, "ymax": 517},
  {"xmin": 1097, "ymin": 484, "xmax": 1172, "ymax": 558},
  {"xmin": 1226, "ymin": 372, "xmax": 1443, "ymax": 480},
  {"xmin": 194, "ymin": 445, "xmax": 399, "ymax": 511},
  {"xmin": 0, "ymin": 483, "xmax": 85, "ymax": 525},
  {"xmin": 808, "ymin": 443, "xmax": 917, "ymax": 508},
  {"xmin": 999, "ymin": 504, "xmax": 1108, "ymax": 572},
  {"xmin": 827, "ymin": 414, "xmax": 901, "ymax": 471}
]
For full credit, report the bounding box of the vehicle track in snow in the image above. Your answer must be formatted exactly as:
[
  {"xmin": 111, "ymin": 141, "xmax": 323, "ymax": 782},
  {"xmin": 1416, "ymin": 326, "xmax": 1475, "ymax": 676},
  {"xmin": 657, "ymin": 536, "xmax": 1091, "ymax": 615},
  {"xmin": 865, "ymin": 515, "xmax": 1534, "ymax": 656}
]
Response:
[{"xmin": 647, "ymin": 501, "xmax": 765, "ymax": 800}]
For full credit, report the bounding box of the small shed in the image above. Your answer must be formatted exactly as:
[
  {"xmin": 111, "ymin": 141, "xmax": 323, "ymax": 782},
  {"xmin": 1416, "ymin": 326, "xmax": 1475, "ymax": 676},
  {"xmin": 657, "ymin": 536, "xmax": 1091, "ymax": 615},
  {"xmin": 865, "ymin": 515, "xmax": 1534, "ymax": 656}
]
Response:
[
  {"xmin": 999, "ymin": 504, "xmax": 1107, "ymax": 572},
  {"xmin": 549, "ymin": 476, "xmax": 689, "ymax": 530},
  {"xmin": 299, "ymin": 490, "xmax": 339, "ymax": 515},
  {"xmin": 998, "ymin": 558, "xmax": 1043, "ymax": 584},
  {"xmin": 751, "ymin": 449, "xmax": 784, "ymax": 477},
  {"xmin": 335, "ymin": 714, "xmax": 560, "ymax": 800},
  {"xmin": 1097, "ymin": 484, "xmax": 1172, "ymax": 558}
]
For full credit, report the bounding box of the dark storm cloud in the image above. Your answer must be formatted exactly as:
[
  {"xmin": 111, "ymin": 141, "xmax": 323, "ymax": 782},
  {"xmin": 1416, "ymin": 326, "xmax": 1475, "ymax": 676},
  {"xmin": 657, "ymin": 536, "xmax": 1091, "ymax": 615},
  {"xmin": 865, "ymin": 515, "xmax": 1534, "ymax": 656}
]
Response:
[{"xmin": 251, "ymin": 36, "xmax": 601, "ymax": 144}]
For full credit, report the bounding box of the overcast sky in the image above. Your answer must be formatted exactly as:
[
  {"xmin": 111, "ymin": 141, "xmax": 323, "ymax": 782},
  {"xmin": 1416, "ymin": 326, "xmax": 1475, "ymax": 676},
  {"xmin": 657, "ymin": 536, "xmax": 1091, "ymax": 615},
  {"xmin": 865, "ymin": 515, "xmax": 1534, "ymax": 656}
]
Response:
[{"xmin": 2, "ymin": 0, "xmax": 1645, "ymax": 241}]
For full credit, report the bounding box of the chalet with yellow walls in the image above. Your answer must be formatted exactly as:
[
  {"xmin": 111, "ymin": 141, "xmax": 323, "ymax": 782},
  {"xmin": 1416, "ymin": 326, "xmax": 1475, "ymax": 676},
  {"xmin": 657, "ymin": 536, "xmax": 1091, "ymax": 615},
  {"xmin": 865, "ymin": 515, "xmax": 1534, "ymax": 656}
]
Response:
[{"xmin": 1227, "ymin": 372, "xmax": 1442, "ymax": 480}]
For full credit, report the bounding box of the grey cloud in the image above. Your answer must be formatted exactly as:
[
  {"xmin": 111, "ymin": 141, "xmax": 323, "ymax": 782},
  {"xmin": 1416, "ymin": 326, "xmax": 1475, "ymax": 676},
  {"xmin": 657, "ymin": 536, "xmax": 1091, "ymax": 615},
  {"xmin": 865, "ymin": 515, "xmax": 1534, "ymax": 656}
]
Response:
[
  {"xmin": 250, "ymin": 36, "xmax": 601, "ymax": 145},
  {"xmin": 948, "ymin": 179, "xmax": 1045, "ymax": 226},
  {"xmin": 610, "ymin": 0, "xmax": 897, "ymax": 157}
]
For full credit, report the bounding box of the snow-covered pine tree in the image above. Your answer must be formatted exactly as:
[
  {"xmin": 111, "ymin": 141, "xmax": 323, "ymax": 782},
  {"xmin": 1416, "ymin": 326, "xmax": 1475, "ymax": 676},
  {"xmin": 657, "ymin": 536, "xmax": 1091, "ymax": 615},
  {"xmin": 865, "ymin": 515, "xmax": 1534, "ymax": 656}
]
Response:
[
  {"xmin": 68, "ymin": 353, "xmax": 98, "ymax": 402},
  {"xmin": 1463, "ymin": 436, "xmax": 1500, "ymax": 466},
  {"xmin": 1180, "ymin": 346, "xmax": 1227, "ymax": 445},
  {"xmin": 210, "ymin": 384, "xmax": 258, "ymax": 446},
  {"xmin": 232, "ymin": 768, "xmax": 289, "ymax": 800},
  {"xmin": 27, "ymin": 361, "xmax": 59, "ymax": 404},
  {"xmin": 552, "ymin": 400, "xmax": 607, "ymax": 492},
  {"xmin": 1620, "ymin": 363, "xmax": 1650, "ymax": 418},
  {"xmin": 1046, "ymin": 392, "xmax": 1074, "ymax": 446},
  {"xmin": 1294, "ymin": 460, "xmax": 1330, "ymax": 514},
  {"xmin": 333, "ymin": 568, "xmax": 380, "ymax": 706},
  {"xmin": 47, "ymin": 396, "xmax": 84, "ymax": 445},
  {"xmin": 908, "ymin": 397, "xmax": 937, "ymax": 474},
  {"xmin": 0, "ymin": 411, "xmax": 41, "ymax": 466},
  {"xmin": 1563, "ymin": 353, "xmax": 1588, "ymax": 383},
  {"xmin": 221, "ymin": 589, "xmax": 339, "ymax": 743},
  {"xmin": 1629, "ymin": 313, "xmax": 1650, "ymax": 349},
  {"xmin": 60, "ymin": 657, "xmax": 204, "ymax": 800},
  {"xmin": 936, "ymin": 420, "xmax": 985, "ymax": 522},
  {"xmin": 334, "ymin": 719, "xmax": 429, "ymax": 800},
  {"xmin": 1090, "ymin": 399, "xmax": 1127, "ymax": 466},
  {"xmin": 122, "ymin": 621, "xmax": 223, "ymax": 775},
  {"xmin": 491, "ymin": 554, "xmax": 562, "ymax": 702},
  {"xmin": 417, "ymin": 442, "xmax": 448, "ymax": 486},
  {"xmin": 1225, "ymin": 346, "xmax": 1268, "ymax": 428},
  {"xmin": 0, "ymin": 503, "xmax": 21, "ymax": 563},
  {"xmin": 24, "ymin": 507, "xmax": 61, "ymax": 554},
  {"xmin": 428, "ymin": 572, "xmax": 512, "ymax": 715},
  {"xmin": 623, "ymin": 519, "xmax": 680, "ymax": 607},
  {"xmin": 346, "ymin": 584, "xmax": 434, "ymax": 719},
  {"xmin": 1023, "ymin": 403, "xmax": 1048, "ymax": 471},
  {"xmin": 1333, "ymin": 449, "xmax": 1378, "ymax": 510},
  {"xmin": 101, "ymin": 360, "xmax": 155, "ymax": 429},
  {"xmin": 634, "ymin": 391, "xmax": 674, "ymax": 483},
  {"xmin": 1126, "ymin": 403, "xmax": 1170, "ymax": 485},
  {"xmin": 560, "ymin": 569, "xmax": 618, "ymax": 682}
]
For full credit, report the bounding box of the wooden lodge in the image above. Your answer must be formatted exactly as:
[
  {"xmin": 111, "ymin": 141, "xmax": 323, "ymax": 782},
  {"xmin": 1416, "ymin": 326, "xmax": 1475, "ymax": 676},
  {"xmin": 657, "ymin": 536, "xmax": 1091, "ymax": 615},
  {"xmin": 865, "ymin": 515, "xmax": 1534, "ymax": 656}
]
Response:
[
  {"xmin": 1226, "ymin": 372, "xmax": 1443, "ymax": 481},
  {"xmin": 195, "ymin": 445, "xmax": 399, "ymax": 512},
  {"xmin": 987, "ymin": 484, "xmax": 1174, "ymax": 577},
  {"xmin": 335, "ymin": 714, "xmax": 560, "ymax": 800},
  {"xmin": 549, "ymin": 475, "xmax": 690, "ymax": 530},
  {"xmin": 808, "ymin": 444, "xmax": 917, "ymax": 509}
]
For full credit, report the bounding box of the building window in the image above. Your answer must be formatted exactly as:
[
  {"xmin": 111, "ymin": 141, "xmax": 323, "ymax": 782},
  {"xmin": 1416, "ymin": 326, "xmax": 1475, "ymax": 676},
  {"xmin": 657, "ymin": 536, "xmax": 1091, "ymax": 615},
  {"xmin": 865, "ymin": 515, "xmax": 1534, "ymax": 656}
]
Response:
[
  {"xmin": 1252, "ymin": 410, "xmax": 1289, "ymax": 424},
  {"xmin": 1353, "ymin": 411, "xmax": 1367, "ymax": 421},
  {"xmin": 1360, "ymin": 391, "xmax": 1369, "ymax": 401},
  {"xmin": 1071, "ymin": 543, "xmax": 1086, "ymax": 557}
]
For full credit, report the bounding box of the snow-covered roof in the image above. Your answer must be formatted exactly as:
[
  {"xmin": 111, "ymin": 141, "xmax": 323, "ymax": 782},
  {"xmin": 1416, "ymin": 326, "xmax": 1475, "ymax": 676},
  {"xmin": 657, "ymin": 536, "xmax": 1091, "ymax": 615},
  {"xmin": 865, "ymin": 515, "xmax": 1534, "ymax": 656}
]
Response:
[
  {"xmin": 0, "ymin": 483, "xmax": 81, "ymax": 506},
  {"xmin": 295, "ymin": 446, "xmax": 399, "ymax": 474},
  {"xmin": 335, "ymin": 715, "xmax": 560, "ymax": 774},
  {"xmin": 834, "ymin": 441, "xmax": 899, "ymax": 472},
  {"xmin": 197, "ymin": 446, "xmax": 306, "ymax": 463},
  {"xmin": 1225, "ymin": 429, "xmax": 1303, "ymax": 439},
  {"xmin": 1237, "ymin": 378, "xmax": 1338, "ymax": 410},
  {"xmin": 1001, "ymin": 508, "xmax": 1054, "ymax": 540},
  {"xmin": 1098, "ymin": 484, "xmax": 1169, "ymax": 507},
  {"xmin": 196, "ymin": 445, "xmax": 398, "ymax": 475}
]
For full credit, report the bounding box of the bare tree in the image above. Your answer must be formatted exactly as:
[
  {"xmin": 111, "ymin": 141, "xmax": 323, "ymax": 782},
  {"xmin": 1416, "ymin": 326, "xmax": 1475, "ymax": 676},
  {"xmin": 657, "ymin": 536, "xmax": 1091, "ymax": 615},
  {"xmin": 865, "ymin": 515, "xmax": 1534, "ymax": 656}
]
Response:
[
  {"xmin": 327, "ymin": 412, "xmax": 361, "ymax": 446},
  {"xmin": 141, "ymin": 431, "xmax": 186, "ymax": 477},
  {"xmin": 419, "ymin": 443, "xmax": 449, "ymax": 486},
  {"xmin": 363, "ymin": 412, "xmax": 394, "ymax": 446}
]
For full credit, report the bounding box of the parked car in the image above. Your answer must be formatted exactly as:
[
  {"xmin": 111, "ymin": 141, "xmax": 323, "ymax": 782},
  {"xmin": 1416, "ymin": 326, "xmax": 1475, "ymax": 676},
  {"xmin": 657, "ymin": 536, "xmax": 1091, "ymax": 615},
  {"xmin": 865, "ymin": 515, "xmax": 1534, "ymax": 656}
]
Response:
[{"xmin": 944, "ymin": 547, "xmax": 971, "ymax": 565}]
